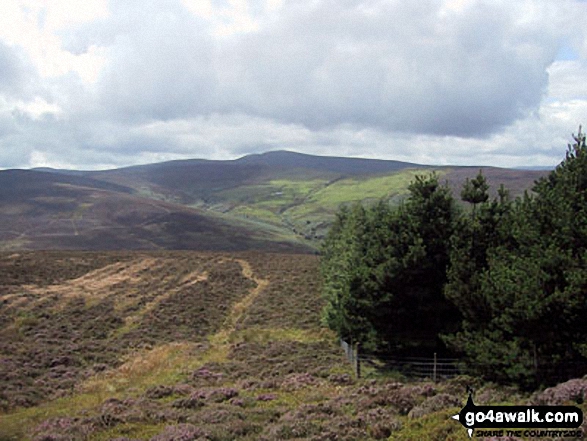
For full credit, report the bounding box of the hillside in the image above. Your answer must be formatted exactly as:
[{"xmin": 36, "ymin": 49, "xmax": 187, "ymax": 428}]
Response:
[
  {"xmin": 0, "ymin": 251, "xmax": 351, "ymax": 440},
  {"xmin": 56, "ymin": 151, "xmax": 552, "ymax": 241},
  {"xmin": 0, "ymin": 169, "xmax": 310, "ymax": 253},
  {"xmin": 0, "ymin": 152, "xmax": 548, "ymax": 251},
  {"xmin": 0, "ymin": 251, "xmax": 584, "ymax": 441}
]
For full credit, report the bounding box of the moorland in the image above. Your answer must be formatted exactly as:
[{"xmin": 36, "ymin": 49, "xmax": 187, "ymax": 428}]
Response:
[
  {"xmin": 2, "ymin": 151, "xmax": 582, "ymax": 441},
  {"xmin": 0, "ymin": 251, "xmax": 585, "ymax": 440},
  {"xmin": 0, "ymin": 151, "xmax": 545, "ymax": 252}
]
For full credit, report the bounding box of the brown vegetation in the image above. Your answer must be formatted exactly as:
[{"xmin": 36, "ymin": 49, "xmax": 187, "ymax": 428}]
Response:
[{"xmin": 0, "ymin": 251, "xmax": 584, "ymax": 441}]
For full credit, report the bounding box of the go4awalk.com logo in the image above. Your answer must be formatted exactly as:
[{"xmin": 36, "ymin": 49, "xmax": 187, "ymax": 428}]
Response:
[{"xmin": 451, "ymin": 392, "xmax": 584, "ymax": 438}]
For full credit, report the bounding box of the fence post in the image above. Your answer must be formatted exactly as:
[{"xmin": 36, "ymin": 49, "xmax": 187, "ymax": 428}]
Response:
[
  {"xmin": 433, "ymin": 352, "xmax": 437, "ymax": 382},
  {"xmin": 355, "ymin": 343, "xmax": 361, "ymax": 379}
]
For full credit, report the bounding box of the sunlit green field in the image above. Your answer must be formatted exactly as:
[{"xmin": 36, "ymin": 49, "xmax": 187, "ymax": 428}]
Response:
[{"xmin": 215, "ymin": 169, "xmax": 439, "ymax": 239}]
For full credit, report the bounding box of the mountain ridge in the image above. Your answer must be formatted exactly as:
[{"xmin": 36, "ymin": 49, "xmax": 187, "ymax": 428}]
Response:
[{"xmin": 0, "ymin": 151, "xmax": 547, "ymax": 251}]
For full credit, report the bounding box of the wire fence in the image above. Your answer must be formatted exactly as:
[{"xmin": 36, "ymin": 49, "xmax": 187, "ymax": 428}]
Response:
[
  {"xmin": 340, "ymin": 339, "xmax": 466, "ymax": 380},
  {"xmin": 340, "ymin": 340, "xmax": 587, "ymax": 383},
  {"xmin": 359, "ymin": 353, "xmax": 467, "ymax": 381},
  {"xmin": 340, "ymin": 339, "xmax": 361, "ymax": 378}
]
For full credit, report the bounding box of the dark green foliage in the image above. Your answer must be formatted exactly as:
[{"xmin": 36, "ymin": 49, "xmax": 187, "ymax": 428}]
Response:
[
  {"xmin": 321, "ymin": 174, "xmax": 460, "ymax": 354},
  {"xmin": 444, "ymin": 174, "xmax": 512, "ymax": 332},
  {"xmin": 384, "ymin": 175, "xmax": 461, "ymax": 354},
  {"xmin": 445, "ymin": 128, "xmax": 587, "ymax": 389},
  {"xmin": 321, "ymin": 204, "xmax": 381, "ymax": 349},
  {"xmin": 460, "ymin": 170, "xmax": 490, "ymax": 210},
  {"xmin": 323, "ymin": 129, "xmax": 587, "ymax": 389}
]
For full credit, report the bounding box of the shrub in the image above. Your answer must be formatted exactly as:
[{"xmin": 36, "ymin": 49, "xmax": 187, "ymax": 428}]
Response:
[
  {"xmin": 145, "ymin": 385, "xmax": 174, "ymax": 399},
  {"xmin": 328, "ymin": 373, "xmax": 354, "ymax": 385},
  {"xmin": 281, "ymin": 373, "xmax": 318, "ymax": 391},
  {"xmin": 172, "ymin": 394, "xmax": 205, "ymax": 410},
  {"xmin": 206, "ymin": 387, "xmax": 238, "ymax": 403},
  {"xmin": 32, "ymin": 417, "xmax": 93, "ymax": 441},
  {"xmin": 408, "ymin": 393, "xmax": 462, "ymax": 419},
  {"xmin": 191, "ymin": 367, "xmax": 223, "ymax": 384},
  {"xmin": 530, "ymin": 377, "xmax": 587, "ymax": 405},
  {"xmin": 150, "ymin": 423, "xmax": 209, "ymax": 441}
]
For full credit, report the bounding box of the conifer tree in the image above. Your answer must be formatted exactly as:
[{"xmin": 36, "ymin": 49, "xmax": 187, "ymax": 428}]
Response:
[
  {"xmin": 445, "ymin": 127, "xmax": 587, "ymax": 388},
  {"xmin": 321, "ymin": 173, "xmax": 460, "ymax": 355},
  {"xmin": 461, "ymin": 170, "xmax": 490, "ymax": 213}
]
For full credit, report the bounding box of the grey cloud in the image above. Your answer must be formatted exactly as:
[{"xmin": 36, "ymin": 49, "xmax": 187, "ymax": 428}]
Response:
[
  {"xmin": 91, "ymin": 0, "xmax": 216, "ymax": 122},
  {"xmin": 219, "ymin": 0, "xmax": 562, "ymax": 136},
  {"xmin": 59, "ymin": 0, "xmax": 216, "ymax": 123},
  {"xmin": 0, "ymin": 109, "xmax": 18, "ymax": 138},
  {"xmin": 0, "ymin": 41, "xmax": 36, "ymax": 99},
  {"xmin": 76, "ymin": 0, "xmax": 568, "ymax": 137},
  {"xmin": 5, "ymin": 0, "xmax": 582, "ymax": 170}
]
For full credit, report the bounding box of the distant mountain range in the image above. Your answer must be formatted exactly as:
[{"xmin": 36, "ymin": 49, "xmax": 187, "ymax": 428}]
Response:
[{"xmin": 0, "ymin": 151, "xmax": 548, "ymax": 252}]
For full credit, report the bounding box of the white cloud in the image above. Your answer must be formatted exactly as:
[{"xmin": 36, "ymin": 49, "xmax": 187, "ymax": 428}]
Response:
[
  {"xmin": 0, "ymin": 0, "xmax": 585, "ymax": 170},
  {"xmin": 0, "ymin": 0, "xmax": 109, "ymax": 80},
  {"xmin": 14, "ymin": 96, "xmax": 62, "ymax": 119},
  {"xmin": 547, "ymin": 60, "xmax": 587, "ymax": 100}
]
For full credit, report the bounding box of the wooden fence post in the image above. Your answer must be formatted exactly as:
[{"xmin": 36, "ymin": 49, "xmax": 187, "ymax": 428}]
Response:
[
  {"xmin": 355, "ymin": 343, "xmax": 361, "ymax": 379},
  {"xmin": 433, "ymin": 352, "xmax": 437, "ymax": 382}
]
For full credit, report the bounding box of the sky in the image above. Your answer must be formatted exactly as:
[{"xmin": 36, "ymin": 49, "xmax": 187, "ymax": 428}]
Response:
[{"xmin": 0, "ymin": 0, "xmax": 586, "ymax": 170}]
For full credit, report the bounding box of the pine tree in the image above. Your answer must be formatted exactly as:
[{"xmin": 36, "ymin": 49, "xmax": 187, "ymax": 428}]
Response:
[
  {"xmin": 461, "ymin": 170, "xmax": 490, "ymax": 214},
  {"xmin": 444, "ymin": 128, "xmax": 587, "ymax": 388},
  {"xmin": 445, "ymin": 172, "xmax": 511, "ymax": 328},
  {"xmin": 321, "ymin": 204, "xmax": 379, "ymax": 348},
  {"xmin": 321, "ymin": 173, "xmax": 461, "ymax": 355}
]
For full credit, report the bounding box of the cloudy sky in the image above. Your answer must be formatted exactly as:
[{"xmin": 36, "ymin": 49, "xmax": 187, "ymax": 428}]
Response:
[{"xmin": 0, "ymin": 0, "xmax": 586, "ymax": 170}]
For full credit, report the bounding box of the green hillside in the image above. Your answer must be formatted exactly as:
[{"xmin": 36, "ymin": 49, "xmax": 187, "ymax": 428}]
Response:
[
  {"xmin": 83, "ymin": 152, "xmax": 545, "ymax": 244},
  {"xmin": 214, "ymin": 169, "xmax": 433, "ymax": 239},
  {"xmin": 0, "ymin": 152, "xmax": 547, "ymax": 251}
]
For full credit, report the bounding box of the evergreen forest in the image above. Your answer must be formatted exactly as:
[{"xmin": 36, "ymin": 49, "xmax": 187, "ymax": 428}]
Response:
[{"xmin": 321, "ymin": 129, "xmax": 587, "ymax": 389}]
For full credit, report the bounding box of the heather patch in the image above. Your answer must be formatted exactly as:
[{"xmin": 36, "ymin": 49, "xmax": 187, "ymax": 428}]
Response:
[
  {"xmin": 530, "ymin": 376, "xmax": 587, "ymax": 405},
  {"xmin": 2, "ymin": 251, "xmax": 584, "ymax": 441},
  {"xmin": 149, "ymin": 423, "xmax": 209, "ymax": 441},
  {"xmin": 407, "ymin": 393, "xmax": 462, "ymax": 419}
]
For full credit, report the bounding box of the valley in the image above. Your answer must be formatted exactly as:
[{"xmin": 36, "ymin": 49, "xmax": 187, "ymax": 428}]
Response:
[{"xmin": 0, "ymin": 152, "xmax": 547, "ymax": 251}]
